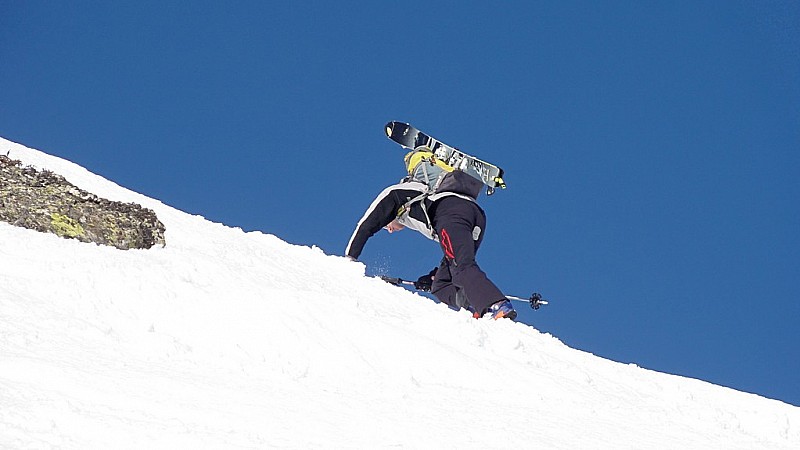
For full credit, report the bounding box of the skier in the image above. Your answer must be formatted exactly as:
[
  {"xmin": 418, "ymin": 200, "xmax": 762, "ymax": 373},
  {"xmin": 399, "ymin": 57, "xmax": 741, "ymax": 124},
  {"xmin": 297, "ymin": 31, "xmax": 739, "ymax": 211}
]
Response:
[{"xmin": 346, "ymin": 150, "xmax": 516, "ymax": 320}]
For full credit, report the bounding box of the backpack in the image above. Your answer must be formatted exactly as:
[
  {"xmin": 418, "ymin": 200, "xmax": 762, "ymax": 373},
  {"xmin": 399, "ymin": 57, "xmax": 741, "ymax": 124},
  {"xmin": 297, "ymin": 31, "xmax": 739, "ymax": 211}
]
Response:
[
  {"xmin": 405, "ymin": 151, "xmax": 484, "ymax": 200},
  {"xmin": 396, "ymin": 152, "xmax": 484, "ymax": 240},
  {"xmin": 406, "ymin": 151, "xmax": 453, "ymax": 191}
]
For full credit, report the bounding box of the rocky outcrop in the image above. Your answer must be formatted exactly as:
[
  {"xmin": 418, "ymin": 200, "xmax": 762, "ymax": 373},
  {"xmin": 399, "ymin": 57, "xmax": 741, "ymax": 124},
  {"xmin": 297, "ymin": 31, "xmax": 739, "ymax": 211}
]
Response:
[{"xmin": 0, "ymin": 155, "xmax": 166, "ymax": 249}]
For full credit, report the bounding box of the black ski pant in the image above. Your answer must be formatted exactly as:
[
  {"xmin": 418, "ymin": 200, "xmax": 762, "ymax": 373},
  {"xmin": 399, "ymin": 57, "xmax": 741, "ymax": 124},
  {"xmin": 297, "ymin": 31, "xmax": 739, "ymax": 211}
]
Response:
[{"xmin": 429, "ymin": 196, "xmax": 506, "ymax": 314}]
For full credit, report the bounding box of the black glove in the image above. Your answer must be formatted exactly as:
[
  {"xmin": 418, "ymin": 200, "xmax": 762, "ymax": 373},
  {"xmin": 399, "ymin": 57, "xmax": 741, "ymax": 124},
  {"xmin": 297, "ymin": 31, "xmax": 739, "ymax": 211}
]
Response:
[{"xmin": 414, "ymin": 267, "xmax": 438, "ymax": 292}]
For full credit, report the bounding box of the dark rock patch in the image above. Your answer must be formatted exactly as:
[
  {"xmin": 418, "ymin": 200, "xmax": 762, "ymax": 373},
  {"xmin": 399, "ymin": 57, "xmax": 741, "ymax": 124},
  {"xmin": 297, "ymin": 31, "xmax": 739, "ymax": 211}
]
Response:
[{"xmin": 0, "ymin": 155, "xmax": 166, "ymax": 249}]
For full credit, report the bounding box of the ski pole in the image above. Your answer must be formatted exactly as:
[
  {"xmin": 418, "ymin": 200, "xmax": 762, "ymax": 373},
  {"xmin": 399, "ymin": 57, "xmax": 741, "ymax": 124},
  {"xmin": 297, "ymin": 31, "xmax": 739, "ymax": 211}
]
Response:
[{"xmin": 379, "ymin": 276, "xmax": 548, "ymax": 310}]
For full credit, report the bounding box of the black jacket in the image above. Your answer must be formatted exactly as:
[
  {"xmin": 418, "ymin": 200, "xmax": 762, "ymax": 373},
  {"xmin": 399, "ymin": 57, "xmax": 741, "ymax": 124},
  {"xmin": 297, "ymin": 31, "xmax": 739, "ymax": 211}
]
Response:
[{"xmin": 345, "ymin": 181, "xmax": 431, "ymax": 259}]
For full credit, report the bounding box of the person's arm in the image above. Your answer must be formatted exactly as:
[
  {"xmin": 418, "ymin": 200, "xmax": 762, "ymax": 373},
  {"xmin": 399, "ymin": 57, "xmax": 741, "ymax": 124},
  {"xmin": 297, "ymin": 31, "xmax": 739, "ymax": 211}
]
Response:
[{"xmin": 345, "ymin": 183, "xmax": 423, "ymax": 259}]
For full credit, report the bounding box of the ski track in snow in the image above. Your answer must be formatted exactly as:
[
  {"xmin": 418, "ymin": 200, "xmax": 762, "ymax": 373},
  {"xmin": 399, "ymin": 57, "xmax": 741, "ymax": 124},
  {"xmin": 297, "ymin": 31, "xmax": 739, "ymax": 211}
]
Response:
[{"xmin": 1, "ymin": 136, "xmax": 799, "ymax": 449}]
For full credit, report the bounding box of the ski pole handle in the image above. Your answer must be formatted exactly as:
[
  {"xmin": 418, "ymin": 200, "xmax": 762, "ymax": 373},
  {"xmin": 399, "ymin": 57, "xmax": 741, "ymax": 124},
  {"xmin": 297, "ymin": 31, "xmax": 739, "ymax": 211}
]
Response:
[
  {"xmin": 380, "ymin": 276, "xmax": 403, "ymax": 285},
  {"xmin": 379, "ymin": 276, "xmax": 416, "ymax": 288}
]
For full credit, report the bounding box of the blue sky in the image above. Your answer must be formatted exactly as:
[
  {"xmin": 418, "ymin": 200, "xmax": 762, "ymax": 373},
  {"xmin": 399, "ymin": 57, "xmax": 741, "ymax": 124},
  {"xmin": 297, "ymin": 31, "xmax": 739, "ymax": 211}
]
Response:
[{"xmin": 2, "ymin": 1, "xmax": 798, "ymax": 406}]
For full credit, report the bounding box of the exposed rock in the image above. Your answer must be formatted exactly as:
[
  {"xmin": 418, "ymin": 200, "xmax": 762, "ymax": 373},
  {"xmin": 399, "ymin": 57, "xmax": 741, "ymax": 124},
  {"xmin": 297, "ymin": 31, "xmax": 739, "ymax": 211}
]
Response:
[{"xmin": 0, "ymin": 155, "xmax": 166, "ymax": 249}]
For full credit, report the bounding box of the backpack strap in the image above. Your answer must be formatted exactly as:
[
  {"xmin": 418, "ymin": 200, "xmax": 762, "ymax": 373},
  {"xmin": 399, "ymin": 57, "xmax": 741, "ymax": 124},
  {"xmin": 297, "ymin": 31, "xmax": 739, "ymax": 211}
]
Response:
[
  {"xmin": 396, "ymin": 191, "xmax": 437, "ymax": 240},
  {"xmin": 428, "ymin": 191, "xmax": 477, "ymax": 203}
]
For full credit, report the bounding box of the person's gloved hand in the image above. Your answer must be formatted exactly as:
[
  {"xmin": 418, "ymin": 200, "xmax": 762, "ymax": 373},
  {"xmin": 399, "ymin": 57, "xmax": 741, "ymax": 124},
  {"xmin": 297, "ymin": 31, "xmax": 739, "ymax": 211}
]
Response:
[{"xmin": 414, "ymin": 267, "xmax": 437, "ymax": 292}]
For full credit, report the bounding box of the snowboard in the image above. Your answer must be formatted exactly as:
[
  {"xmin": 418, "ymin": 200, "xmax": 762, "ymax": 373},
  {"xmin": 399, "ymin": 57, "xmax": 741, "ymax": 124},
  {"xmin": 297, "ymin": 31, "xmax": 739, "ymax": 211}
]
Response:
[{"xmin": 385, "ymin": 121, "xmax": 506, "ymax": 195}]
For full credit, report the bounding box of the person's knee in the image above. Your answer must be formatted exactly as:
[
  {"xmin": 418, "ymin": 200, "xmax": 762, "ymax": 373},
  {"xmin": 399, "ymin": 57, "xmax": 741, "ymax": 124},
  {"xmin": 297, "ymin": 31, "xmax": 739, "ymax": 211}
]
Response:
[{"xmin": 450, "ymin": 261, "xmax": 482, "ymax": 279}]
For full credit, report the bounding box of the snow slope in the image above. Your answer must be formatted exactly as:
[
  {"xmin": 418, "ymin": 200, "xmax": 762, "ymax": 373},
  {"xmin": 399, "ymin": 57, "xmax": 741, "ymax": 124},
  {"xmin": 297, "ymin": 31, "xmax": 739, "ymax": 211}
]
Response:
[{"xmin": 1, "ymin": 137, "xmax": 799, "ymax": 449}]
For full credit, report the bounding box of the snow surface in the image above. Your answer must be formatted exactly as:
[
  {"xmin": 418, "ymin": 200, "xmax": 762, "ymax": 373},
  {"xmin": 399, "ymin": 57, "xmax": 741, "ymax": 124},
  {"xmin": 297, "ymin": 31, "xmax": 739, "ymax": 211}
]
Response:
[{"xmin": 1, "ymin": 136, "xmax": 799, "ymax": 450}]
